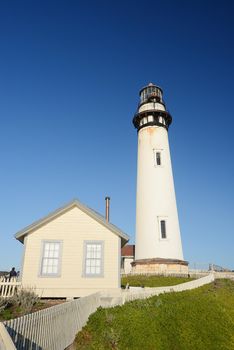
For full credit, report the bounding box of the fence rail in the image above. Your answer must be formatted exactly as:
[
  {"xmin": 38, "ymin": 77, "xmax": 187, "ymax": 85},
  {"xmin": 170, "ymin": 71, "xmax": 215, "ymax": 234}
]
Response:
[{"xmin": 0, "ymin": 278, "xmax": 21, "ymax": 298}]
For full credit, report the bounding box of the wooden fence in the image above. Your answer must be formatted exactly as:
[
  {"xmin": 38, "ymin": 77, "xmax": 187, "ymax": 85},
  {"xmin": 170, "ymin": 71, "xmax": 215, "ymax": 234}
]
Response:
[
  {"xmin": 0, "ymin": 274, "xmax": 215, "ymax": 350},
  {"xmin": 2, "ymin": 292, "xmax": 101, "ymax": 350},
  {"xmin": 121, "ymin": 272, "xmax": 215, "ymax": 304},
  {"xmin": 0, "ymin": 277, "xmax": 21, "ymax": 298}
]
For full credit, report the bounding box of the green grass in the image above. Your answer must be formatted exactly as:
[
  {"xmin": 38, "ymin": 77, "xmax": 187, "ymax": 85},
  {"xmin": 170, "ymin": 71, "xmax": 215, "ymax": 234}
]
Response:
[
  {"xmin": 121, "ymin": 274, "xmax": 194, "ymax": 288},
  {"xmin": 0, "ymin": 308, "xmax": 13, "ymax": 321},
  {"xmin": 75, "ymin": 279, "xmax": 234, "ymax": 350}
]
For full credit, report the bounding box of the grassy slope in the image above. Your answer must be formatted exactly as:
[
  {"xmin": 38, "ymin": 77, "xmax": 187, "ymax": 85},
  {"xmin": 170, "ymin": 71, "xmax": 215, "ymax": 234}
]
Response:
[
  {"xmin": 75, "ymin": 279, "xmax": 234, "ymax": 350},
  {"xmin": 121, "ymin": 275, "xmax": 193, "ymax": 288}
]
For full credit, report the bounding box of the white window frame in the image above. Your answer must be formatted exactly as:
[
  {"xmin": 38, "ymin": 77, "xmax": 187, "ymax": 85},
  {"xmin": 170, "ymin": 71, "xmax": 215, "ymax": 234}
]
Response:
[
  {"xmin": 153, "ymin": 149, "xmax": 163, "ymax": 167},
  {"xmin": 39, "ymin": 240, "xmax": 63, "ymax": 277},
  {"xmin": 158, "ymin": 217, "xmax": 168, "ymax": 240},
  {"xmin": 83, "ymin": 241, "xmax": 104, "ymax": 278}
]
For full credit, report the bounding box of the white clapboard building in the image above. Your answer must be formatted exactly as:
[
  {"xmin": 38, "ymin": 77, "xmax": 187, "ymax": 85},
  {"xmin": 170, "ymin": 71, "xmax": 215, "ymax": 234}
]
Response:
[{"xmin": 15, "ymin": 198, "xmax": 129, "ymax": 298}]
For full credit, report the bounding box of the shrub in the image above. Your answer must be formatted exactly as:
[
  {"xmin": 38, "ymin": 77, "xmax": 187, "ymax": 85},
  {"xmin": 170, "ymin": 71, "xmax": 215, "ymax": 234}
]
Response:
[
  {"xmin": 104, "ymin": 328, "xmax": 120, "ymax": 349},
  {"xmin": 0, "ymin": 297, "xmax": 8, "ymax": 313},
  {"xmin": 10, "ymin": 288, "xmax": 39, "ymax": 313}
]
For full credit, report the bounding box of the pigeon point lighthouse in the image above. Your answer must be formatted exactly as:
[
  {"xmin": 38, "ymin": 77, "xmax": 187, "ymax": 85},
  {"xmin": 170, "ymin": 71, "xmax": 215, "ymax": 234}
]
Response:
[{"xmin": 132, "ymin": 83, "xmax": 188, "ymax": 274}]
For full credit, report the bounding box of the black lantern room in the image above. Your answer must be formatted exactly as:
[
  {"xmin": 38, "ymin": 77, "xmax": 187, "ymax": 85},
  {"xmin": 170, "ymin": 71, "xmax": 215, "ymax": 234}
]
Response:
[{"xmin": 133, "ymin": 83, "xmax": 172, "ymax": 131}]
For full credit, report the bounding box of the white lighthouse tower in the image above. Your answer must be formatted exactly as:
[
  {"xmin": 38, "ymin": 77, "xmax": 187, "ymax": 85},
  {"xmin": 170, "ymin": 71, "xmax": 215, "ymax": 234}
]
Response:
[{"xmin": 132, "ymin": 83, "xmax": 188, "ymax": 274}]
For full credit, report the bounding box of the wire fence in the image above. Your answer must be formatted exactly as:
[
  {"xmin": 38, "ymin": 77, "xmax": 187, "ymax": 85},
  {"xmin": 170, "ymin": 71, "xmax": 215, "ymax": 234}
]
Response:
[{"xmin": 189, "ymin": 262, "xmax": 233, "ymax": 273}]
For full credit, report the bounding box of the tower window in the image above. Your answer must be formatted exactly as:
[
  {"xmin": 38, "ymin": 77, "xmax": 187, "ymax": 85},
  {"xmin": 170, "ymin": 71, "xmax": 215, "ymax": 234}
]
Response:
[
  {"xmin": 156, "ymin": 152, "xmax": 161, "ymax": 166},
  {"xmin": 154, "ymin": 150, "xmax": 162, "ymax": 166},
  {"xmin": 160, "ymin": 220, "xmax": 167, "ymax": 239}
]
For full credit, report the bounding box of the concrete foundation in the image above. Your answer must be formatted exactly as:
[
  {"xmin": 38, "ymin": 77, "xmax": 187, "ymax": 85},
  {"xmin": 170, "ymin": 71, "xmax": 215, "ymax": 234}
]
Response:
[{"xmin": 131, "ymin": 258, "xmax": 189, "ymax": 274}]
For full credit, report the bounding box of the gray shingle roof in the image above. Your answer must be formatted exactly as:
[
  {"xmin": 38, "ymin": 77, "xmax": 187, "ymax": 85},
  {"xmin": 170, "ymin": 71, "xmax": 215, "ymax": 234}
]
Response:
[{"xmin": 15, "ymin": 199, "xmax": 129, "ymax": 246}]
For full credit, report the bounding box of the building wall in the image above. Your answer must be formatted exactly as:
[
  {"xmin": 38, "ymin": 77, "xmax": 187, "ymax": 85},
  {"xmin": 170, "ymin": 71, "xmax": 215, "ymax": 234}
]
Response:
[
  {"xmin": 122, "ymin": 257, "xmax": 134, "ymax": 274},
  {"xmin": 21, "ymin": 206, "xmax": 120, "ymax": 298}
]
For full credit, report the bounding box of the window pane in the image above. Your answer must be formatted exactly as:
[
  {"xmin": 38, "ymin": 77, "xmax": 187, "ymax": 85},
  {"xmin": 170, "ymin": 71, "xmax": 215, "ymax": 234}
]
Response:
[
  {"xmin": 47, "ymin": 266, "xmax": 53, "ymax": 274},
  {"xmin": 48, "ymin": 250, "xmax": 54, "ymax": 258},
  {"xmin": 96, "ymin": 267, "xmax": 101, "ymax": 274},
  {"xmin": 50, "ymin": 243, "xmax": 55, "ymax": 251},
  {"xmin": 45, "ymin": 243, "xmax": 50, "ymax": 251},
  {"xmin": 53, "ymin": 250, "xmax": 59, "ymax": 258},
  {"xmin": 96, "ymin": 260, "xmax": 101, "ymax": 267},
  {"xmin": 96, "ymin": 251, "xmax": 101, "ymax": 259},
  {"xmin": 44, "ymin": 250, "xmax": 49, "ymax": 258},
  {"xmin": 53, "ymin": 259, "xmax": 58, "ymax": 267},
  {"xmin": 54, "ymin": 243, "xmax": 59, "ymax": 251}
]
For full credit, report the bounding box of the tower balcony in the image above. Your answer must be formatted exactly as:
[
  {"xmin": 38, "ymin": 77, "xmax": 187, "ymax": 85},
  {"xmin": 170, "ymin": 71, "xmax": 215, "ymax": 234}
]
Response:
[{"xmin": 133, "ymin": 109, "xmax": 172, "ymax": 131}]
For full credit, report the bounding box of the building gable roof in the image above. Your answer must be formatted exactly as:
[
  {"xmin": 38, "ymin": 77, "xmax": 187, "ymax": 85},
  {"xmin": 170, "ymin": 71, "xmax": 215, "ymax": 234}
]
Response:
[{"xmin": 15, "ymin": 199, "xmax": 129, "ymax": 246}]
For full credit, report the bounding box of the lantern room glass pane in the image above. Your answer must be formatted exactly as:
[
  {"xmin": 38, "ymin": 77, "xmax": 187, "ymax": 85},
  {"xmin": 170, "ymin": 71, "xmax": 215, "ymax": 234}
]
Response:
[{"xmin": 140, "ymin": 86, "xmax": 162, "ymax": 103}]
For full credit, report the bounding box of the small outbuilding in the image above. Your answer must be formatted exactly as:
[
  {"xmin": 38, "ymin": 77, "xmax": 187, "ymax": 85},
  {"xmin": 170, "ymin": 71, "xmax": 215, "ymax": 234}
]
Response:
[
  {"xmin": 15, "ymin": 199, "xmax": 129, "ymax": 298},
  {"xmin": 121, "ymin": 245, "xmax": 135, "ymax": 274}
]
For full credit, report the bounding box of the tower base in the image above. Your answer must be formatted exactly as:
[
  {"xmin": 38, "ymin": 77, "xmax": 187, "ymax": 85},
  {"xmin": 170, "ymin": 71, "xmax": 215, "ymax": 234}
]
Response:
[{"xmin": 131, "ymin": 258, "xmax": 189, "ymax": 275}]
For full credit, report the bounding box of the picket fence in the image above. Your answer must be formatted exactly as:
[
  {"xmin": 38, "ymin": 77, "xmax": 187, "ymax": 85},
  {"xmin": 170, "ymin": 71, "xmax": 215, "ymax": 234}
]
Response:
[
  {"xmin": 0, "ymin": 277, "xmax": 21, "ymax": 298},
  {"xmin": 2, "ymin": 292, "xmax": 101, "ymax": 350},
  {"xmin": 121, "ymin": 272, "xmax": 215, "ymax": 304},
  {"xmin": 0, "ymin": 273, "xmax": 215, "ymax": 350}
]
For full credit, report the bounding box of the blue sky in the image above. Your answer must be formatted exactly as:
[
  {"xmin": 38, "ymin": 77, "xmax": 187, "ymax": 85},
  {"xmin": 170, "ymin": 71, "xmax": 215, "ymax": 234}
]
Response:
[{"xmin": 0, "ymin": 0, "xmax": 233, "ymax": 271}]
